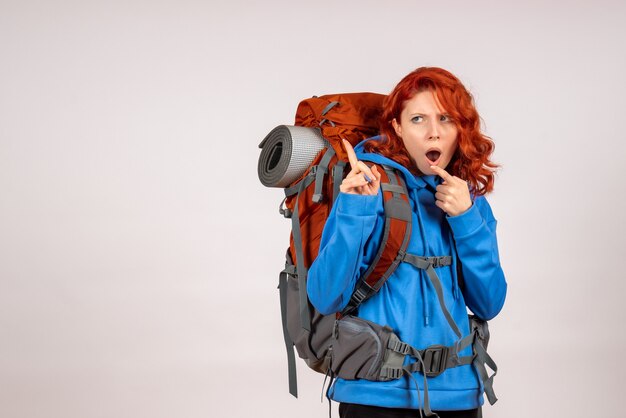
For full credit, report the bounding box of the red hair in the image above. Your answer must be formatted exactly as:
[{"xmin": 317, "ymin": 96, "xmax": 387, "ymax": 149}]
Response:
[{"xmin": 365, "ymin": 67, "xmax": 499, "ymax": 196}]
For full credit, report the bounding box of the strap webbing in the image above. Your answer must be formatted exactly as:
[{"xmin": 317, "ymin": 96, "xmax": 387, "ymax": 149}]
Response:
[
  {"xmin": 284, "ymin": 180, "xmax": 302, "ymax": 198},
  {"xmin": 380, "ymin": 183, "xmax": 406, "ymax": 194},
  {"xmin": 319, "ymin": 101, "xmax": 339, "ymax": 127},
  {"xmin": 278, "ymin": 266, "xmax": 298, "ymax": 397},
  {"xmin": 291, "ymin": 172, "xmax": 315, "ymax": 331},
  {"xmin": 320, "ymin": 100, "xmax": 339, "ymax": 116},
  {"xmin": 332, "ymin": 161, "xmax": 346, "ymax": 203},
  {"xmin": 404, "ymin": 355, "xmax": 435, "ymax": 418},
  {"xmin": 473, "ymin": 339, "xmax": 498, "ymax": 405},
  {"xmin": 312, "ymin": 147, "xmax": 335, "ymax": 203}
]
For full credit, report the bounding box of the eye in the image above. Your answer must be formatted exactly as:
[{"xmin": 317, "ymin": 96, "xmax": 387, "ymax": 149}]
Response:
[
  {"xmin": 411, "ymin": 115, "xmax": 423, "ymax": 123},
  {"xmin": 440, "ymin": 114, "xmax": 453, "ymax": 123}
]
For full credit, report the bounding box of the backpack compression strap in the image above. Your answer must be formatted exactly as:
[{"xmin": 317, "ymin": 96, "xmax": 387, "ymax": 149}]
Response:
[
  {"xmin": 278, "ymin": 256, "xmax": 298, "ymax": 397},
  {"xmin": 340, "ymin": 166, "xmax": 412, "ymax": 317}
]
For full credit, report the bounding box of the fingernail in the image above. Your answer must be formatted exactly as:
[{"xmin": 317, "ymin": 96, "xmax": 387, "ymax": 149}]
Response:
[{"xmin": 364, "ymin": 174, "xmax": 372, "ymax": 183}]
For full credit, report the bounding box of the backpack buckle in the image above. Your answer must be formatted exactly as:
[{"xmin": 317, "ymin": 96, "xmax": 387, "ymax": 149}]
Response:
[
  {"xmin": 422, "ymin": 345, "xmax": 448, "ymax": 377},
  {"xmin": 278, "ymin": 197, "xmax": 292, "ymax": 218},
  {"xmin": 430, "ymin": 257, "xmax": 446, "ymax": 268}
]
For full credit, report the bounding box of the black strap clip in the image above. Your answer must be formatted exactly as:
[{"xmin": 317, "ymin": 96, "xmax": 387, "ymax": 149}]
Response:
[{"xmin": 422, "ymin": 345, "xmax": 449, "ymax": 377}]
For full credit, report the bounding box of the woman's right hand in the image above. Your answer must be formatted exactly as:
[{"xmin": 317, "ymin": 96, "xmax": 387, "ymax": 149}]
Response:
[{"xmin": 339, "ymin": 139, "xmax": 382, "ymax": 195}]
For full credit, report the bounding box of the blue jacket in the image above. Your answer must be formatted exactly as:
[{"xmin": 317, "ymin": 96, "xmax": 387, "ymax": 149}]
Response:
[{"xmin": 307, "ymin": 139, "xmax": 507, "ymax": 411}]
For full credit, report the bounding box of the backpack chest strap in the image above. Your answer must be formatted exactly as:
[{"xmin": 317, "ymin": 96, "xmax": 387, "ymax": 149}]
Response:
[
  {"xmin": 400, "ymin": 254, "xmax": 452, "ymax": 269},
  {"xmin": 399, "ymin": 252, "xmax": 462, "ymax": 339}
]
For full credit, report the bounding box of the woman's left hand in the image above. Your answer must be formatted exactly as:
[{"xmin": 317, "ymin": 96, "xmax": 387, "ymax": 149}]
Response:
[{"xmin": 430, "ymin": 165, "xmax": 472, "ymax": 217}]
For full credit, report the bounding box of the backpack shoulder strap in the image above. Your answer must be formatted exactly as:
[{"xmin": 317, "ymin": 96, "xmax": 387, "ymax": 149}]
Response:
[{"xmin": 340, "ymin": 165, "xmax": 412, "ymax": 317}]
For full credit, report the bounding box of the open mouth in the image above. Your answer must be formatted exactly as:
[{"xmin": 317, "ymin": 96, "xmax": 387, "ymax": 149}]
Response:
[{"xmin": 426, "ymin": 150, "xmax": 441, "ymax": 164}]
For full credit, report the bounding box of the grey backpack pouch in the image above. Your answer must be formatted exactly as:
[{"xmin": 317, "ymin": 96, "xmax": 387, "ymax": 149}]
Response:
[{"xmin": 330, "ymin": 315, "xmax": 396, "ymax": 381}]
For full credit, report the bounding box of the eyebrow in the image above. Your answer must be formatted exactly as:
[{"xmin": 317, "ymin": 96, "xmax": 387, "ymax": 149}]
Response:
[{"xmin": 408, "ymin": 112, "xmax": 450, "ymax": 117}]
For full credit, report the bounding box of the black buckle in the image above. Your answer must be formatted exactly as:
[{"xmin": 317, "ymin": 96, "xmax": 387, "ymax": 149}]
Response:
[
  {"xmin": 351, "ymin": 287, "xmax": 368, "ymax": 305},
  {"xmin": 431, "ymin": 257, "xmax": 443, "ymax": 268},
  {"xmin": 422, "ymin": 345, "xmax": 448, "ymax": 377},
  {"xmin": 340, "ymin": 284, "xmax": 371, "ymax": 317}
]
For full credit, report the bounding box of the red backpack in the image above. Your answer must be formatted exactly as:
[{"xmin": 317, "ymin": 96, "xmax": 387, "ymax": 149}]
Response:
[{"xmin": 258, "ymin": 93, "xmax": 413, "ymax": 397}]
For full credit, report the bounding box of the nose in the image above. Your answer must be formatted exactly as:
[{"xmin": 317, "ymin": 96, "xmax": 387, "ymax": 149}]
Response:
[{"xmin": 428, "ymin": 120, "xmax": 440, "ymax": 140}]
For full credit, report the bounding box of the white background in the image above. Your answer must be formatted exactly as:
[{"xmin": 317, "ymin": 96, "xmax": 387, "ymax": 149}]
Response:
[{"xmin": 1, "ymin": 1, "xmax": 625, "ymax": 417}]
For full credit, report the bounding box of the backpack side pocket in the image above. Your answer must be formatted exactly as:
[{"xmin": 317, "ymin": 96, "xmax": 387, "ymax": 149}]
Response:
[{"xmin": 331, "ymin": 315, "xmax": 395, "ymax": 381}]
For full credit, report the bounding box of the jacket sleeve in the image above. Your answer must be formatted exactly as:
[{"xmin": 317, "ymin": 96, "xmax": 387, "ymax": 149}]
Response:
[
  {"xmin": 307, "ymin": 191, "xmax": 385, "ymax": 315},
  {"xmin": 446, "ymin": 195, "xmax": 507, "ymax": 320}
]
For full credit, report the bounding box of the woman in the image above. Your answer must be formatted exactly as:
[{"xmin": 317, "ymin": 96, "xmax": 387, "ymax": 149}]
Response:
[{"xmin": 307, "ymin": 67, "xmax": 507, "ymax": 418}]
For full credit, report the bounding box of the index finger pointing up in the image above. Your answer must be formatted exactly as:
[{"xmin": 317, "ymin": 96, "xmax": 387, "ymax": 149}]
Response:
[
  {"xmin": 342, "ymin": 139, "xmax": 361, "ymax": 172},
  {"xmin": 430, "ymin": 165, "xmax": 454, "ymax": 182}
]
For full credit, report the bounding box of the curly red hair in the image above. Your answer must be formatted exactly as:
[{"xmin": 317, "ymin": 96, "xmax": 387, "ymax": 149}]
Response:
[{"xmin": 364, "ymin": 67, "xmax": 499, "ymax": 195}]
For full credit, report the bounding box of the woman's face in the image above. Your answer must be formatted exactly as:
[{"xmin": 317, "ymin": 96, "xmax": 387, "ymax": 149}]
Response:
[{"xmin": 392, "ymin": 90, "xmax": 459, "ymax": 175}]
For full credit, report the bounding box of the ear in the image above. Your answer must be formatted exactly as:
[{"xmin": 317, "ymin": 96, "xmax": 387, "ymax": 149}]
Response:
[{"xmin": 392, "ymin": 118, "xmax": 402, "ymax": 138}]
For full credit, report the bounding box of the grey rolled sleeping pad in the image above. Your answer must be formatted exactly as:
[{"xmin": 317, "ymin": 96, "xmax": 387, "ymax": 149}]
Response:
[{"xmin": 258, "ymin": 125, "xmax": 328, "ymax": 188}]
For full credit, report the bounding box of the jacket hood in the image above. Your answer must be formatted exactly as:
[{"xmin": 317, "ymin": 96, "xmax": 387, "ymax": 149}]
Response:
[{"xmin": 354, "ymin": 136, "xmax": 443, "ymax": 191}]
